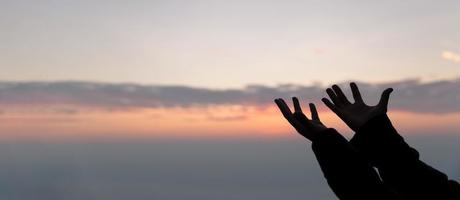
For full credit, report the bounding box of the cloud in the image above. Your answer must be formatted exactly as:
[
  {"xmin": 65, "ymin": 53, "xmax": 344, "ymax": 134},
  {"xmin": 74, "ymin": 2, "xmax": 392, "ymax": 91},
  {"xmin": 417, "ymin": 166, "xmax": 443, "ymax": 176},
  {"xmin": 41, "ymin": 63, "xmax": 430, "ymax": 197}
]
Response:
[
  {"xmin": 0, "ymin": 79, "xmax": 459, "ymax": 113},
  {"xmin": 442, "ymin": 51, "xmax": 460, "ymax": 64}
]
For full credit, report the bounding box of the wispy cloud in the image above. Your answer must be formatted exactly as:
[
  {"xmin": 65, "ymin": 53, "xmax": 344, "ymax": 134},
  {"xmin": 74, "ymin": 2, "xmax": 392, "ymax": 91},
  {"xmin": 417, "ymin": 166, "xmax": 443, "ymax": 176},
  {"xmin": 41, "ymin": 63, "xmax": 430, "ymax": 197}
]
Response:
[
  {"xmin": 442, "ymin": 51, "xmax": 460, "ymax": 64},
  {"xmin": 0, "ymin": 79, "xmax": 459, "ymax": 113}
]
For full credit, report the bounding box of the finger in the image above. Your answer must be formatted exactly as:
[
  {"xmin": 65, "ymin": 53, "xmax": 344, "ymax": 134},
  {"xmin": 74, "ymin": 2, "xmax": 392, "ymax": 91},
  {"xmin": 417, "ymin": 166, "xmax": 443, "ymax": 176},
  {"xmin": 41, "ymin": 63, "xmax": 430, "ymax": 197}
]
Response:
[
  {"xmin": 332, "ymin": 84, "xmax": 351, "ymax": 105},
  {"xmin": 290, "ymin": 98, "xmax": 310, "ymax": 123},
  {"xmin": 275, "ymin": 99, "xmax": 305, "ymax": 129},
  {"xmin": 292, "ymin": 97, "xmax": 303, "ymax": 113},
  {"xmin": 350, "ymin": 82, "xmax": 364, "ymax": 103},
  {"xmin": 274, "ymin": 98, "xmax": 293, "ymax": 119},
  {"xmin": 377, "ymin": 88, "xmax": 393, "ymax": 109},
  {"xmin": 321, "ymin": 97, "xmax": 339, "ymax": 113},
  {"xmin": 309, "ymin": 103, "xmax": 320, "ymax": 121},
  {"xmin": 326, "ymin": 88, "xmax": 343, "ymax": 106}
]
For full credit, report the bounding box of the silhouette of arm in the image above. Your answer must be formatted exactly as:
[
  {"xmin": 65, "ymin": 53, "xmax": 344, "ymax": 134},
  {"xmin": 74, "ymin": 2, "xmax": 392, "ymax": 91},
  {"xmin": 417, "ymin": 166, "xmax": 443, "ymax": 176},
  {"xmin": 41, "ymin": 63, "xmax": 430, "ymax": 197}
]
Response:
[
  {"xmin": 351, "ymin": 114, "xmax": 460, "ymax": 199},
  {"xmin": 322, "ymin": 83, "xmax": 460, "ymax": 199},
  {"xmin": 275, "ymin": 97, "xmax": 401, "ymax": 200},
  {"xmin": 312, "ymin": 128, "xmax": 401, "ymax": 200}
]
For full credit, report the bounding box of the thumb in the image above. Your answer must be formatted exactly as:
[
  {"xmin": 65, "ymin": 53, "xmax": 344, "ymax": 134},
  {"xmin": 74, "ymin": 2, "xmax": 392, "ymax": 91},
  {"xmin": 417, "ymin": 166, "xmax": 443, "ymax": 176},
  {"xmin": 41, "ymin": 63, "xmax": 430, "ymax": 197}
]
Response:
[{"xmin": 378, "ymin": 88, "xmax": 393, "ymax": 109}]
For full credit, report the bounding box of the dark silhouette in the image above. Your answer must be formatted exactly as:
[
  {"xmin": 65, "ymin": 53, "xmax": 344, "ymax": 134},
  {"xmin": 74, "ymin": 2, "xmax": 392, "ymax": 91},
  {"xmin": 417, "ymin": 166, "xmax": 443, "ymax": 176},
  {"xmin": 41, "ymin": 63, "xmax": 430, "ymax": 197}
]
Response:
[{"xmin": 274, "ymin": 82, "xmax": 460, "ymax": 200}]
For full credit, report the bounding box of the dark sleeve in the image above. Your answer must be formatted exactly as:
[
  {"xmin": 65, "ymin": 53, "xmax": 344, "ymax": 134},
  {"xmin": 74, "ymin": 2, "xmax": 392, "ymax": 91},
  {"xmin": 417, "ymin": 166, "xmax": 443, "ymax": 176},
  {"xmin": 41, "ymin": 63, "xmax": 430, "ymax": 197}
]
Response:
[
  {"xmin": 311, "ymin": 128, "xmax": 401, "ymax": 200},
  {"xmin": 349, "ymin": 114, "xmax": 460, "ymax": 199}
]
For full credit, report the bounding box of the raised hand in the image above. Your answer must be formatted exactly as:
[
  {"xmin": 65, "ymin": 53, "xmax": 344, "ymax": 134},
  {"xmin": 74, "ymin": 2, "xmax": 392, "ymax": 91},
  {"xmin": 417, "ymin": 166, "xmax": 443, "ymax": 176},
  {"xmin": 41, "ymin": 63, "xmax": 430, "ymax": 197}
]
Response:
[
  {"xmin": 321, "ymin": 82, "xmax": 393, "ymax": 132},
  {"xmin": 274, "ymin": 97, "xmax": 327, "ymax": 141}
]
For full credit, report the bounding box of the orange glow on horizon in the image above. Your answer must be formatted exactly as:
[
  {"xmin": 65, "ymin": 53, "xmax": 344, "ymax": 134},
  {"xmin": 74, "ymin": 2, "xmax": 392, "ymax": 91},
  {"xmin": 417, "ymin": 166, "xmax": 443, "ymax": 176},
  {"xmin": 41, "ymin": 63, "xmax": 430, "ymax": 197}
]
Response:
[{"xmin": 0, "ymin": 104, "xmax": 459, "ymax": 141}]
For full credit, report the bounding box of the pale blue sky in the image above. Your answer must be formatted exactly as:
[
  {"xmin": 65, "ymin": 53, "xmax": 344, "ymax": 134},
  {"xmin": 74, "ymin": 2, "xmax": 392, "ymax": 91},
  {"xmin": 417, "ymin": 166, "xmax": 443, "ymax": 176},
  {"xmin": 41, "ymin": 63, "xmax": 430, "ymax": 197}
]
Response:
[{"xmin": 1, "ymin": 0, "xmax": 459, "ymax": 88}]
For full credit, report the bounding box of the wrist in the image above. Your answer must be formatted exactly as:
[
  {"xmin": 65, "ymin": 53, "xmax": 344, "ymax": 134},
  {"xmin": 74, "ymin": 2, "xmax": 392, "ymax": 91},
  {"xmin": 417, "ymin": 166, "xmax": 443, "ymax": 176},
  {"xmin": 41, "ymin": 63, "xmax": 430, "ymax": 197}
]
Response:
[
  {"xmin": 351, "ymin": 113, "xmax": 387, "ymax": 132},
  {"xmin": 356, "ymin": 114, "xmax": 389, "ymax": 132}
]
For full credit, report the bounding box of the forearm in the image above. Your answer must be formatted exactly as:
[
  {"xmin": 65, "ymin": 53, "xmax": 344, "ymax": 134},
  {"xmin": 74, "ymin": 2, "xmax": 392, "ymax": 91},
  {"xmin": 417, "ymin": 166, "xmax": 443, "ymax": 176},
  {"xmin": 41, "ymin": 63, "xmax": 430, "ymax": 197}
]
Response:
[
  {"xmin": 349, "ymin": 114, "xmax": 418, "ymax": 167},
  {"xmin": 312, "ymin": 128, "xmax": 400, "ymax": 200},
  {"xmin": 350, "ymin": 114, "xmax": 460, "ymax": 199}
]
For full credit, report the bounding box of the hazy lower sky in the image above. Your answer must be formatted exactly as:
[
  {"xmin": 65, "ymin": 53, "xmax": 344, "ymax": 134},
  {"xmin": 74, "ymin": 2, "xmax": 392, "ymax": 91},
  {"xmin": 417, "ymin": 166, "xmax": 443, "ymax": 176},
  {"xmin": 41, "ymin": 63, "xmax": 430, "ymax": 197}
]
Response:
[{"xmin": 1, "ymin": 0, "xmax": 459, "ymax": 88}]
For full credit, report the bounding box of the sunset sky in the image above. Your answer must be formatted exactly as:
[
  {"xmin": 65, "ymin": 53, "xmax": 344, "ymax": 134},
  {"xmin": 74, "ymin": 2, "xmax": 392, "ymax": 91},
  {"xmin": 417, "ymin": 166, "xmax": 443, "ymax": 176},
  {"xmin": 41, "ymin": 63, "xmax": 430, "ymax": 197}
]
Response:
[{"xmin": 1, "ymin": 0, "xmax": 459, "ymax": 140}]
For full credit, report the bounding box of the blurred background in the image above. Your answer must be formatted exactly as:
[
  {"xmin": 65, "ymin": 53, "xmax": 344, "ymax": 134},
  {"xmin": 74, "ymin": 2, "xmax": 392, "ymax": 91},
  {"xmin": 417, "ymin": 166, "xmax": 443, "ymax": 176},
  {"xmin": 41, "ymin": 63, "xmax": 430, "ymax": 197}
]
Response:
[{"xmin": 0, "ymin": 0, "xmax": 459, "ymax": 199}]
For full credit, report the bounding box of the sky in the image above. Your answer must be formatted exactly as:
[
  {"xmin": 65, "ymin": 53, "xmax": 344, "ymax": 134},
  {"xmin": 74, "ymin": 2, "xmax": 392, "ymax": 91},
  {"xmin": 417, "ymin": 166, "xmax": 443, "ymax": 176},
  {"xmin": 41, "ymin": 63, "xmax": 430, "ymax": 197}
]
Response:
[
  {"xmin": 1, "ymin": 1, "xmax": 460, "ymax": 200},
  {"xmin": 1, "ymin": 0, "xmax": 460, "ymax": 88},
  {"xmin": 0, "ymin": 0, "xmax": 459, "ymax": 140}
]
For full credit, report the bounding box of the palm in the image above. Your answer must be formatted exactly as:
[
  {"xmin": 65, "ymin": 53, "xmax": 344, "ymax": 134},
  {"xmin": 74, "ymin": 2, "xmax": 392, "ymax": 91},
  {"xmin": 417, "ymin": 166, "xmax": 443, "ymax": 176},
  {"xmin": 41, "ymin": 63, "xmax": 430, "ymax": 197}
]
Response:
[
  {"xmin": 274, "ymin": 97, "xmax": 327, "ymax": 141},
  {"xmin": 321, "ymin": 83, "xmax": 393, "ymax": 132},
  {"xmin": 337, "ymin": 103, "xmax": 383, "ymax": 131}
]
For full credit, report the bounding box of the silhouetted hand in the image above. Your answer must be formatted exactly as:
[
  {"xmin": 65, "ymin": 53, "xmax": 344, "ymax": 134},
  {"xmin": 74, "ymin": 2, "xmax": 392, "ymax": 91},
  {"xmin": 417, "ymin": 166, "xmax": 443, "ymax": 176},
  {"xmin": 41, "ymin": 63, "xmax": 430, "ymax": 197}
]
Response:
[
  {"xmin": 275, "ymin": 97, "xmax": 327, "ymax": 141},
  {"xmin": 321, "ymin": 82, "xmax": 393, "ymax": 132}
]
